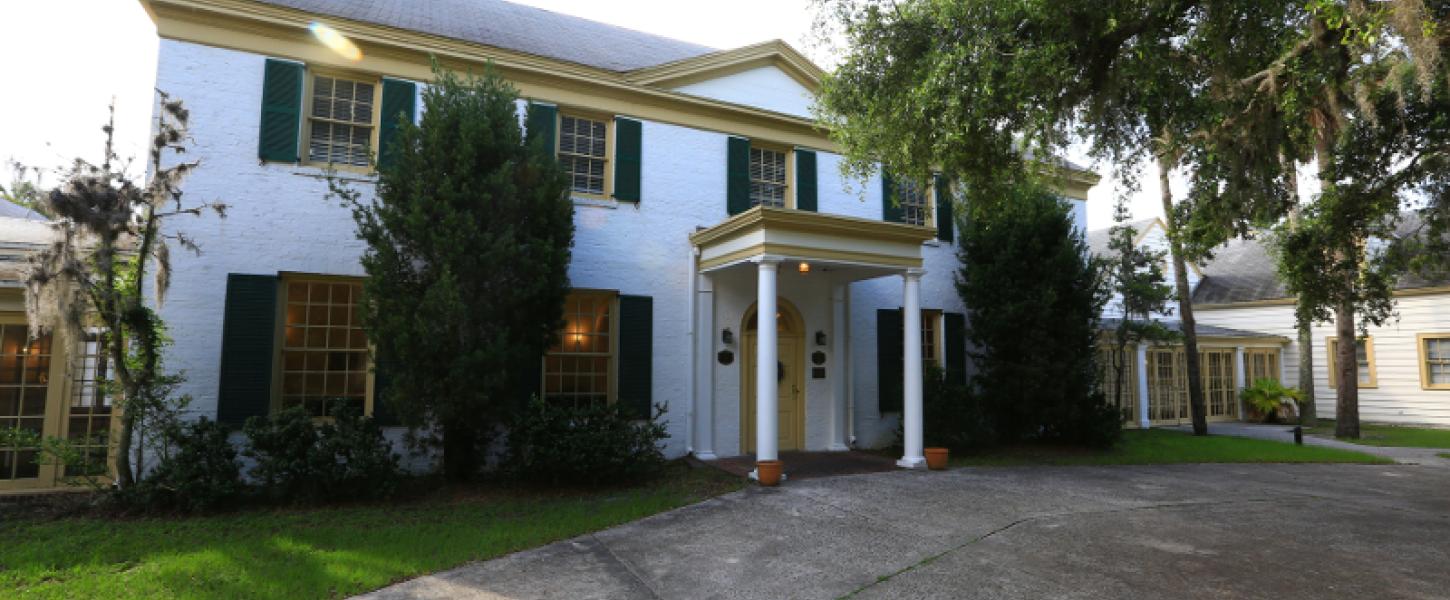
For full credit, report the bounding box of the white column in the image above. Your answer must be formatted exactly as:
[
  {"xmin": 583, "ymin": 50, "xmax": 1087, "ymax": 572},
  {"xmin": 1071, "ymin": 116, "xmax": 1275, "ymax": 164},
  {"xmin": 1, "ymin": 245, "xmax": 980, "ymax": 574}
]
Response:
[
  {"xmin": 1136, "ymin": 343, "xmax": 1151, "ymax": 429},
  {"xmin": 898, "ymin": 269, "xmax": 926, "ymax": 469},
  {"xmin": 755, "ymin": 259, "xmax": 780, "ymax": 463},
  {"xmin": 693, "ymin": 273, "xmax": 717, "ymax": 460},
  {"xmin": 1234, "ymin": 346, "xmax": 1247, "ymax": 420},
  {"xmin": 829, "ymin": 283, "xmax": 849, "ymax": 451}
]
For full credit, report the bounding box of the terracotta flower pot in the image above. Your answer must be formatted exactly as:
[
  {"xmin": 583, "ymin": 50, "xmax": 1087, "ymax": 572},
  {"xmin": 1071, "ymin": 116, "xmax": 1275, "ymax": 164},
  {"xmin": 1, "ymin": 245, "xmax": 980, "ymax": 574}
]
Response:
[
  {"xmin": 756, "ymin": 460, "xmax": 783, "ymax": 487},
  {"xmin": 924, "ymin": 447, "xmax": 950, "ymax": 470}
]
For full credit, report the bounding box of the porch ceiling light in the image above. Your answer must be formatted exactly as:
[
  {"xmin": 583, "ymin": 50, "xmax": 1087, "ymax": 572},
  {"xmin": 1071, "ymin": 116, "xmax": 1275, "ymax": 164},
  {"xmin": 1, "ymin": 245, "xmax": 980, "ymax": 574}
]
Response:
[
  {"xmin": 798, "ymin": 262, "xmax": 810, "ymax": 273},
  {"xmin": 309, "ymin": 22, "xmax": 363, "ymax": 61}
]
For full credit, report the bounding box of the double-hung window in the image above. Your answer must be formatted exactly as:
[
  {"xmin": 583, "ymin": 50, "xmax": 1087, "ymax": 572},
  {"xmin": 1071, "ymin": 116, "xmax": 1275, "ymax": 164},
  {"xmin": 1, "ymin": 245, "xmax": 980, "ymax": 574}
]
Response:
[
  {"xmin": 543, "ymin": 291, "xmax": 616, "ymax": 406},
  {"xmin": 1419, "ymin": 334, "xmax": 1450, "ymax": 390},
  {"xmin": 281, "ymin": 278, "xmax": 371, "ymax": 417},
  {"xmin": 897, "ymin": 179, "xmax": 931, "ymax": 227},
  {"xmin": 921, "ymin": 309, "xmax": 942, "ymax": 367},
  {"xmin": 1327, "ymin": 336, "xmax": 1377, "ymax": 389},
  {"xmin": 306, "ymin": 74, "xmax": 377, "ymax": 168},
  {"xmin": 749, "ymin": 146, "xmax": 788, "ymax": 208},
  {"xmin": 559, "ymin": 114, "xmax": 609, "ymax": 195}
]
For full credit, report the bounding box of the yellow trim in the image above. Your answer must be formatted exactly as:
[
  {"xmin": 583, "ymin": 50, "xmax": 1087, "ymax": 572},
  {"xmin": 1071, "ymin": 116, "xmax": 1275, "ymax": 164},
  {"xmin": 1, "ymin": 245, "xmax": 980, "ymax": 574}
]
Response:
[
  {"xmin": 1326, "ymin": 335, "xmax": 1378, "ymax": 390},
  {"xmin": 627, "ymin": 40, "xmax": 825, "ymax": 91},
  {"xmin": 1417, "ymin": 333, "xmax": 1450, "ymax": 391},
  {"xmin": 740, "ymin": 298, "xmax": 807, "ymax": 453},
  {"xmin": 145, "ymin": 0, "xmax": 838, "ymax": 151},
  {"xmin": 300, "ymin": 67, "xmax": 382, "ymax": 173},
  {"xmin": 699, "ymin": 243, "xmax": 924, "ymax": 271},
  {"xmin": 1196, "ymin": 285, "xmax": 1450, "ymax": 310},
  {"xmin": 690, "ymin": 205, "xmax": 935, "ymax": 247}
]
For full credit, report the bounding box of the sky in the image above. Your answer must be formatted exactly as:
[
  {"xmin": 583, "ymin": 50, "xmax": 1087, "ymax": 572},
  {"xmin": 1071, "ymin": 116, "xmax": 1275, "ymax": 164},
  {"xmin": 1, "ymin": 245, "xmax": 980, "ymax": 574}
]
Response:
[{"xmin": 0, "ymin": 0, "xmax": 1157, "ymax": 230}]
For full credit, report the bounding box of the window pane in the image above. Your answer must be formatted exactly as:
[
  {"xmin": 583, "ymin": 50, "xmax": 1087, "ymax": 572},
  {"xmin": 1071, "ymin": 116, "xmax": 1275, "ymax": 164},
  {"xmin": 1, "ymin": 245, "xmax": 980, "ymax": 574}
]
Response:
[
  {"xmin": 749, "ymin": 147, "xmax": 787, "ymax": 208},
  {"xmin": 308, "ymin": 77, "xmax": 375, "ymax": 167},
  {"xmin": 558, "ymin": 115, "xmax": 608, "ymax": 194},
  {"xmin": 281, "ymin": 280, "xmax": 369, "ymax": 417},
  {"xmin": 543, "ymin": 292, "xmax": 614, "ymax": 405},
  {"xmin": 897, "ymin": 179, "xmax": 930, "ymax": 226}
]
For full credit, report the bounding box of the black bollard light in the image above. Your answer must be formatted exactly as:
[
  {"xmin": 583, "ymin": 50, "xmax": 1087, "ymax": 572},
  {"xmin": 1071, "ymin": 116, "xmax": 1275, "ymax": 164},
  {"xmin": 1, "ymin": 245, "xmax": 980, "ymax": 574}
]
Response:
[{"xmin": 1293, "ymin": 426, "xmax": 1303, "ymax": 445}]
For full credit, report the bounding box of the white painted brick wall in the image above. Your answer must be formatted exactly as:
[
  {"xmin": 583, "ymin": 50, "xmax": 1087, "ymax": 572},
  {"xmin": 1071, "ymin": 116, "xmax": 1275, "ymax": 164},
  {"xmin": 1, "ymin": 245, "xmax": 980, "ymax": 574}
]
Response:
[{"xmin": 153, "ymin": 39, "xmax": 1091, "ymax": 462}]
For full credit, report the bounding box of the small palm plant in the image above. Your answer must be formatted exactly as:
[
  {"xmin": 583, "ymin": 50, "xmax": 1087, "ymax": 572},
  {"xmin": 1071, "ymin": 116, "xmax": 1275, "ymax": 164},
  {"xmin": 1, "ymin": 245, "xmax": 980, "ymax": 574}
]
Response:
[{"xmin": 1239, "ymin": 379, "xmax": 1304, "ymax": 423}]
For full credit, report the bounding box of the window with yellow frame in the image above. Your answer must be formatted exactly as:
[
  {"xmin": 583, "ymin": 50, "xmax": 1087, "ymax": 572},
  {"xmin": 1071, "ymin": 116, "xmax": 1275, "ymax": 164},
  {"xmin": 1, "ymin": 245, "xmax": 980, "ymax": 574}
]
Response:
[
  {"xmin": 279, "ymin": 277, "xmax": 372, "ymax": 418},
  {"xmin": 557, "ymin": 111, "xmax": 613, "ymax": 197},
  {"xmin": 1326, "ymin": 336, "xmax": 1377, "ymax": 389},
  {"xmin": 1418, "ymin": 333, "xmax": 1450, "ymax": 390},
  {"xmin": 303, "ymin": 69, "xmax": 380, "ymax": 170},
  {"xmin": 920, "ymin": 309, "xmax": 943, "ymax": 367},
  {"xmin": 543, "ymin": 291, "xmax": 618, "ymax": 406},
  {"xmin": 749, "ymin": 142, "xmax": 793, "ymax": 209},
  {"xmin": 896, "ymin": 178, "xmax": 933, "ymax": 227}
]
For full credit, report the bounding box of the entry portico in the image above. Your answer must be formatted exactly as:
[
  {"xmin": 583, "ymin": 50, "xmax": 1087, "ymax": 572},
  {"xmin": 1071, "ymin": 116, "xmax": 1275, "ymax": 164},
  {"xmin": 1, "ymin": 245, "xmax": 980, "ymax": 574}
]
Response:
[{"xmin": 689, "ymin": 206, "xmax": 936, "ymax": 476}]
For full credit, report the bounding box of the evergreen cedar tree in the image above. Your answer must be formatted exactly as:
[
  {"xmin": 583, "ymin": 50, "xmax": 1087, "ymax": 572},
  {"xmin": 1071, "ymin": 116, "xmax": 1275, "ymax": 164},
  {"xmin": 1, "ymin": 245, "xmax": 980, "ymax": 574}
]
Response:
[
  {"xmin": 1105, "ymin": 197, "xmax": 1175, "ymax": 413},
  {"xmin": 818, "ymin": 0, "xmax": 1450, "ymax": 439},
  {"xmin": 335, "ymin": 66, "xmax": 574, "ymax": 480},
  {"xmin": 956, "ymin": 183, "xmax": 1118, "ymax": 447}
]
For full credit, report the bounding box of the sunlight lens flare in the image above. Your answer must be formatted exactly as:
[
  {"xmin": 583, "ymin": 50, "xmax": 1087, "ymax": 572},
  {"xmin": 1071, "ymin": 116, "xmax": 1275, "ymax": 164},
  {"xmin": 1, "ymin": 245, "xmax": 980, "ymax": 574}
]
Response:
[{"xmin": 309, "ymin": 22, "xmax": 362, "ymax": 61}]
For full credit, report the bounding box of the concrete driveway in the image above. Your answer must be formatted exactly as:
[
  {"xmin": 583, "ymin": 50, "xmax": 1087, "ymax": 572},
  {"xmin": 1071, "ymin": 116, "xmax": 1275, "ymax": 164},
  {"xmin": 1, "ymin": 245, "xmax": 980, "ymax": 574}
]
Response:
[{"xmin": 359, "ymin": 463, "xmax": 1450, "ymax": 600}]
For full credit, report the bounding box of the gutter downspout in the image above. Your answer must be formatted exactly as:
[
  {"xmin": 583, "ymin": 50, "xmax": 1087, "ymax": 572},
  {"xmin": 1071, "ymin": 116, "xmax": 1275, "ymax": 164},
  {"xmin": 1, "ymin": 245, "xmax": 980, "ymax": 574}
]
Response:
[{"xmin": 685, "ymin": 244, "xmax": 697, "ymax": 456}]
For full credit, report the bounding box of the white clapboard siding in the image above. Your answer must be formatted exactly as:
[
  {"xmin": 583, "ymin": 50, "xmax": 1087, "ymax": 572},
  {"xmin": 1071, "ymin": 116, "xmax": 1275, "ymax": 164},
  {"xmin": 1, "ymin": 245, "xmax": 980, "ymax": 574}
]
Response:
[{"xmin": 1196, "ymin": 292, "xmax": 1450, "ymax": 426}]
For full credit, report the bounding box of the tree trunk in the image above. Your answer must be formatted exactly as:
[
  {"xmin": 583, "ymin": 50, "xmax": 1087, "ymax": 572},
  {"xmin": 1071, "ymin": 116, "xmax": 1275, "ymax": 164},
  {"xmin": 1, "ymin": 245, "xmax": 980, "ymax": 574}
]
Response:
[
  {"xmin": 1333, "ymin": 297, "xmax": 1360, "ymax": 438},
  {"xmin": 442, "ymin": 420, "xmax": 479, "ymax": 481},
  {"xmin": 1283, "ymin": 156, "xmax": 1317, "ymax": 424},
  {"xmin": 1157, "ymin": 155, "xmax": 1207, "ymax": 435}
]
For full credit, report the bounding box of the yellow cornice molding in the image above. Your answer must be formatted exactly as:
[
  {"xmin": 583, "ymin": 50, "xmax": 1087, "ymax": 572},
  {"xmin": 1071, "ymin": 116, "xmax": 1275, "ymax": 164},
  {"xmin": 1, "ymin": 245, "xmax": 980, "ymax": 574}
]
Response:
[
  {"xmin": 689, "ymin": 206, "xmax": 936, "ymax": 248},
  {"xmin": 143, "ymin": 0, "xmax": 839, "ymax": 151},
  {"xmin": 1193, "ymin": 284, "xmax": 1450, "ymax": 310},
  {"xmin": 626, "ymin": 40, "xmax": 826, "ymax": 91}
]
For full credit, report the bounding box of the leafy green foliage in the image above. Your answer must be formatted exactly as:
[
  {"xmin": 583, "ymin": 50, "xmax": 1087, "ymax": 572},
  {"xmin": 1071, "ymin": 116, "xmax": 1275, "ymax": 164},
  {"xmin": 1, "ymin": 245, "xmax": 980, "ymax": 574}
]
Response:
[
  {"xmin": 24, "ymin": 95, "xmax": 226, "ymax": 487},
  {"xmin": 956, "ymin": 183, "xmax": 1117, "ymax": 447},
  {"xmin": 1239, "ymin": 379, "xmax": 1305, "ymax": 424},
  {"xmin": 121, "ymin": 418, "xmax": 242, "ymax": 513},
  {"xmin": 329, "ymin": 63, "xmax": 574, "ymax": 480},
  {"xmin": 921, "ymin": 364, "xmax": 992, "ymax": 451},
  {"xmin": 242, "ymin": 407, "xmax": 400, "ymax": 504},
  {"xmin": 506, "ymin": 398, "xmax": 668, "ymax": 485}
]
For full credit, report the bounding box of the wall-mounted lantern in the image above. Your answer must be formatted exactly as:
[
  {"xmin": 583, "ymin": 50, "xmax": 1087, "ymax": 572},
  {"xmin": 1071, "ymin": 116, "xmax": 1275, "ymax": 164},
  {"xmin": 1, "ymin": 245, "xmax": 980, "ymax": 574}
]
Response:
[
  {"xmin": 815, "ymin": 331, "xmax": 827, "ymax": 347},
  {"xmin": 721, "ymin": 327, "xmax": 734, "ymax": 345}
]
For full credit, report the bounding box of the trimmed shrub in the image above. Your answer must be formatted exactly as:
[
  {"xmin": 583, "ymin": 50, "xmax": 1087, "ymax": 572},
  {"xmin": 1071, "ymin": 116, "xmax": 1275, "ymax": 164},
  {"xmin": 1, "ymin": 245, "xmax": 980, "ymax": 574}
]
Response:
[
  {"xmin": 122, "ymin": 417, "xmax": 243, "ymax": 513},
  {"xmin": 922, "ymin": 365, "xmax": 994, "ymax": 450},
  {"xmin": 243, "ymin": 407, "xmax": 400, "ymax": 503},
  {"xmin": 507, "ymin": 398, "xmax": 668, "ymax": 485}
]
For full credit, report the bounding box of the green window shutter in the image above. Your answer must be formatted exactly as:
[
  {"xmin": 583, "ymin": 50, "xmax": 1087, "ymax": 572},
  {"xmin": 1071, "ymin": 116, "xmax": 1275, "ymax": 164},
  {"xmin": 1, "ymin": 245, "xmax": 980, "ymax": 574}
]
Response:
[
  {"xmin": 377, "ymin": 78, "xmax": 417, "ymax": 170},
  {"xmin": 876, "ymin": 308, "xmax": 904, "ymax": 413},
  {"xmin": 617, "ymin": 295, "xmax": 654, "ymax": 420},
  {"xmin": 944, "ymin": 312, "xmax": 967, "ymax": 386},
  {"xmin": 614, "ymin": 117, "xmax": 643, "ymax": 202},
  {"xmin": 726, "ymin": 136, "xmax": 751, "ymax": 215},
  {"xmin": 795, "ymin": 149, "xmax": 818, "ymax": 212},
  {"xmin": 217, "ymin": 274, "xmax": 278, "ymax": 427},
  {"xmin": 370, "ymin": 347, "xmax": 399, "ymax": 426},
  {"xmin": 882, "ymin": 170, "xmax": 904, "ymax": 223},
  {"xmin": 526, "ymin": 102, "xmax": 557, "ymax": 156},
  {"xmin": 934, "ymin": 174, "xmax": 954, "ymax": 242},
  {"xmin": 258, "ymin": 59, "xmax": 303, "ymax": 163}
]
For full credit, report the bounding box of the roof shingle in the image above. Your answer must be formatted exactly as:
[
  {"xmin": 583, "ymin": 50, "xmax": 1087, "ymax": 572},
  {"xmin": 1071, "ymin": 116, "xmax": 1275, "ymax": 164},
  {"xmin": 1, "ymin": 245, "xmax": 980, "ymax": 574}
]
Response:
[{"xmin": 254, "ymin": 0, "xmax": 718, "ymax": 72}]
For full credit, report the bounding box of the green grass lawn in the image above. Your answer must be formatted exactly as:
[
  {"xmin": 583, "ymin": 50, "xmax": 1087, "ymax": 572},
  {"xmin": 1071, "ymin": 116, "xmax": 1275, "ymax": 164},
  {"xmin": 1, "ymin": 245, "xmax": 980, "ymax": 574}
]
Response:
[
  {"xmin": 949, "ymin": 429, "xmax": 1391, "ymax": 467},
  {"xmin": 1303, "ymin": 419, "xmax": 1450, "ymax": 449},
  {"xmin": 0, "ymin": 463, "xmax": 743, "ymax": 600}
]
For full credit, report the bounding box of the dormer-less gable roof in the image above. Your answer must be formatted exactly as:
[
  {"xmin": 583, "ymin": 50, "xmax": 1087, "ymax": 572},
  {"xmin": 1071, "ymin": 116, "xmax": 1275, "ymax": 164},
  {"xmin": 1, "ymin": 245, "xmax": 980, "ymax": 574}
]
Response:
[{"xmin": 251, "ymin": 0, "xmax": 718, "ymax": 72}]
